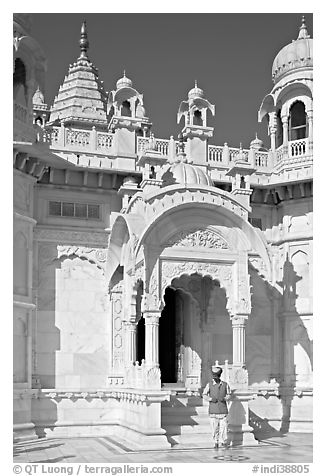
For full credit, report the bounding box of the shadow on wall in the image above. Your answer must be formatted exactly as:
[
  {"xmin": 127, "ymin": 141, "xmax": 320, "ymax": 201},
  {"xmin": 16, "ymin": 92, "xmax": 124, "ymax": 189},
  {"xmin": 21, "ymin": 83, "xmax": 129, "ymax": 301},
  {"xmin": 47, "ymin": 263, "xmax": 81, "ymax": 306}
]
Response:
[
  {"xmin": 247, "ymin": 253, "xmax": 312, "ymax": 438},
  {"xmin": 31, "ymin": 244, "xmax": 109, "ymax": 438}
]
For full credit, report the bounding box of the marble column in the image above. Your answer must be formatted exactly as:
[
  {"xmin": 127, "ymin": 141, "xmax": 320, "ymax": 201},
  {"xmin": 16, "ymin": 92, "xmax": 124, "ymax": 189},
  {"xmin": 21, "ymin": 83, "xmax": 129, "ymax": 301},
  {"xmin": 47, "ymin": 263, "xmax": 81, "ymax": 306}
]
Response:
[
  {"xmin": 144, "ymin": 312, "xmax": 160, "ymax": 367},
  {"xmin": 125, "ymin": 321, "xmax": 137, "ymax": 364},
  {"xmin": 281, "ymin": 115, "xmax": 289, "ymax": 156},
  {"xmin": 307, "ymin": 110, "xmax": 313, "ymax": 152},
  {"xmin": 231, "ymin": 314, "xmax": 248, "ymax": 367},
  {"xmin": 269, "ymin": 112, "xmax": 277, "ymax": 152}
]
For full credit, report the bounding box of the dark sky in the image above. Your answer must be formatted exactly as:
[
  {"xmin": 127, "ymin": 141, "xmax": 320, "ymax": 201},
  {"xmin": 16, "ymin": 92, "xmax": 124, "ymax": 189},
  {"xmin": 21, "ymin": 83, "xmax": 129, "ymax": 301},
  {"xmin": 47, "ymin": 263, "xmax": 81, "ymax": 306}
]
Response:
[{"xmin": 30, "ymin": 13, "xmax": 313, "ymax": 149}]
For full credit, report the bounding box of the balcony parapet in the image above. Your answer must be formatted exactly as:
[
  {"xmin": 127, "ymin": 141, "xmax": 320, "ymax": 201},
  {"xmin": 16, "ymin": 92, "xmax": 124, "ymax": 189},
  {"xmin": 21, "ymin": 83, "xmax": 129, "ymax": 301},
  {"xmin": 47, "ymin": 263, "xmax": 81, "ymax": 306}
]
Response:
[{"xmin": 41, "ymin": 125, "xmax": 114, "ymax": 156}]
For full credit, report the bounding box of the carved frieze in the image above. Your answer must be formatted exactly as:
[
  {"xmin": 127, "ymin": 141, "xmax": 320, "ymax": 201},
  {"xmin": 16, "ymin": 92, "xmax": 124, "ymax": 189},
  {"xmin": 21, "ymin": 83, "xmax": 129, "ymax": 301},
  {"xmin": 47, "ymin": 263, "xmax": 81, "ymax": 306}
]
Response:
[
  {"xmin": 166, "ymin": 229, "xmax": 229, "ymax": 249},
  {"xmin": 142, "ymin": 261, "xmax": 160, "ymax": 311},
  {"xmin": 34, "ymin": 228, "xmax": 108, "ymax": 246}
]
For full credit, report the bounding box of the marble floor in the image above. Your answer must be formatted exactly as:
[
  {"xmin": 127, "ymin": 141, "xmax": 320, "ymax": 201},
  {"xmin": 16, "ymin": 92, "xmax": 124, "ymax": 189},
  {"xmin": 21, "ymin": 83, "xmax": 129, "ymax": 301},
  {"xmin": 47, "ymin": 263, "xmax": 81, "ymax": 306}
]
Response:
[{"xmin": 13, "ymin": 433, "xmax": 312, "ymax": 463}]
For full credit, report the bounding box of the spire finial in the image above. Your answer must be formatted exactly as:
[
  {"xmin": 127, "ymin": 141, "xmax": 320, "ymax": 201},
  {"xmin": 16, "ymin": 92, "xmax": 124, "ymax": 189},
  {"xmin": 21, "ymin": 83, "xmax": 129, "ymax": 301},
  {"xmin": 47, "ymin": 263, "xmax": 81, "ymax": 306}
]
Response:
[
  {"xmin": 123, "ymin": 70, "xmax": 126, "ymax": 77},
  {"xmin": 195, "ymin": 80, "xmax": 198, "ymax": 88},
  {"xmin": 298, "ymin": 15, "xmax": 310, "ymax": 39},
  {"xmin": 79, "ymin": 20, "xmax": 89, "ymax": 58}
]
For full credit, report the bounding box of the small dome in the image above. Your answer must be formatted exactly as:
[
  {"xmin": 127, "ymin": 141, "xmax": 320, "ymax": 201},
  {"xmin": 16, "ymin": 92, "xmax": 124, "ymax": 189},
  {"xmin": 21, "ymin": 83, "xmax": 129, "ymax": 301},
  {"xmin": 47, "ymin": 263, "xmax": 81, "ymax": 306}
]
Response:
[
  {"xmin": 33, "ymin": 86, "xmax": 45, "ymax": 105},
  {"xmin": 123, "ymin": 175, "xmax": 138, "ymax": 185},
  {"xmin": 116, "ymin": 71, "xmax": 133, "ymax": 90},
  {"xmin": 272, "ymin": 16, "xmax": 312, "ymax": 83},
  {"xmin": 188, "ymin": 81, "xmax": 204, "ymax": 99},
  {"xmin": 250, "ymin": 134, "xmax": 264, "ymax": 150},
  {"xmin": 160, "ymin": 161, "xmax": 213, "ymax": 187}
]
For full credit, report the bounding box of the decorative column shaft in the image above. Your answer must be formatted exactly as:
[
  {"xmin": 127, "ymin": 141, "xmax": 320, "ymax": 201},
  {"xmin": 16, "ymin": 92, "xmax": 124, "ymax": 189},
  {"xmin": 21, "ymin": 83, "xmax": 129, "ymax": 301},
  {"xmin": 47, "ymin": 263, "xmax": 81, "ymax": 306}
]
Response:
[
  {"xmin": 231, "ymin": 315, "xmax": 248, "ymax": 366},
  {"xmin": 269, "ymin": 112, "xmax": 277, "ymax": 152},
  {"xmin": 281, "ymin": 116, "xmax": 289, "ymax": 155},
  {"xmin": 307, "ymin": 110, "xmax": 313, "ymax": 152},
  {"xmin": 125, "ymin": 321, "xmax": 137, "ymax": 364},
  {"xmin": 144, "ymin": 312, "xmax": 160, "ymax": 367}
]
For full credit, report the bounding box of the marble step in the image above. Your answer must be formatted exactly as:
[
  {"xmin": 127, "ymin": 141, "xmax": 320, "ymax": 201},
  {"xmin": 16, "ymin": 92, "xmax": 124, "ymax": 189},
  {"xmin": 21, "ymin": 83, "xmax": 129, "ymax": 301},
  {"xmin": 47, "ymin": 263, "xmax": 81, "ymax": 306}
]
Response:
[{"xmin": 163, "ymin": 422, "xmax": 211, "ymax": 435}]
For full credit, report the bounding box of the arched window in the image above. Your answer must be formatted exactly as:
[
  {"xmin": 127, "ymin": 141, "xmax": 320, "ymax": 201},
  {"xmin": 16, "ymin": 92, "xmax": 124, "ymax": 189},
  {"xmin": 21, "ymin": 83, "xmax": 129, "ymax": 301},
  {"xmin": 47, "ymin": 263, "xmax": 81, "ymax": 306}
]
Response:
[
  {"xmin": 276, "ymin": 109, "xmax": 283, "ymax": 148},
  {"xmin": 193, "ymin": 109, "xmax": 203, "ymax": 126},
  {"xmin": 240, "ymin": 176, "xmax": 246, "ymax": 189},
  {"xmin": 149, "ymin": 166, "xmax": 156, "ymax": 179},
  {"xmin": 289, "ymin": 101, "xmax": 307, "ymax": 141},
  {"xmin": 121, "ymin": 100, "xmax": 132, "ymax": 117},
  {"xmin": 13, "ymin": 58, "xmax": 27, "ymax": 98},
  {"xmin": 35, "ymin": 116, "xmax": 43, "ymax": 126}
]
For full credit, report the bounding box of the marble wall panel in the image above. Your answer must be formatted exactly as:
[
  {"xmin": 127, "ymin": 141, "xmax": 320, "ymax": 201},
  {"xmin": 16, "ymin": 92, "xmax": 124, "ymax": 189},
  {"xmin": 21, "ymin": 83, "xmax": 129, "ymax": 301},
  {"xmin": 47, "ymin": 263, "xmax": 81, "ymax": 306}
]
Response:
[{"xmin": 36, "ymin": 251, "xmax": 109, "ymax": 389}]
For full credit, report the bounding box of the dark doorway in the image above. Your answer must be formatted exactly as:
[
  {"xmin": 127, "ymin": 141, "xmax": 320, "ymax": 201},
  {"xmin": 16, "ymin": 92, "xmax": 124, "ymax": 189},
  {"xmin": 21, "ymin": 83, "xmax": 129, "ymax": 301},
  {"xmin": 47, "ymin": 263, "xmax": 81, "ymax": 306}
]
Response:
[
  {"xmin": 136, "ymin": 282, "xmax": 145, "ymax": 363},
  {"xmin": 136, "ymin": 316, "xmax": 145, "ymax": 363},
  {"xmin": 159, "ymin": 287, "xmax": 177, "ymax": 383}
]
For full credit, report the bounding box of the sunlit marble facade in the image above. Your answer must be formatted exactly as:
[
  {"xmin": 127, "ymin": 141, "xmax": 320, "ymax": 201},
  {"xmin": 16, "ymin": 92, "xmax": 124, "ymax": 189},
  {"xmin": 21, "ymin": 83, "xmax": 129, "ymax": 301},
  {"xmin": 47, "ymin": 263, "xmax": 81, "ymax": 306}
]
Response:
[{"xmin": 13, "ymin": 14, "xmax": 312, "ymax": 448}]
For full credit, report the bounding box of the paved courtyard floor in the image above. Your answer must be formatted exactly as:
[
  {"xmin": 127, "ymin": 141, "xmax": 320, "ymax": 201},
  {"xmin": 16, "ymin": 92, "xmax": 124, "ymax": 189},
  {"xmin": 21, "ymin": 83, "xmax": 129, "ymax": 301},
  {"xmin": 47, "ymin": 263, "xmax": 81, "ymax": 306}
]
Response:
[{"xmin": 13, "ymin": 433, "xmax": 312, "ymax": 464}]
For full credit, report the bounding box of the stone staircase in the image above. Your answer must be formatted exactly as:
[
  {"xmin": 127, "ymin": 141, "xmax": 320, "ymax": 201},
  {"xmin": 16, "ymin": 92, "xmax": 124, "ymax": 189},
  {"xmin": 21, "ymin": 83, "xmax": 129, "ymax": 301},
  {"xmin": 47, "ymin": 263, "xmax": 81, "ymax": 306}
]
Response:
[{"xmin": 161, "ymin": 387, "xmax": 213, "ymax": 448}]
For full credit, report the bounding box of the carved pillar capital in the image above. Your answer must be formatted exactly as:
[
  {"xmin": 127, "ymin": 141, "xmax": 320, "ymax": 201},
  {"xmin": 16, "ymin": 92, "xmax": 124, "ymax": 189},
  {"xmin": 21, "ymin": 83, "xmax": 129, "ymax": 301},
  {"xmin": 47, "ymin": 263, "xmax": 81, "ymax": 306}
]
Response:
[
  {"xmin": 230, "ymin": 313, "xmax": 249, "ymax": 327},
  {"xmin": 144, "ymin": 312, "xmax": 160, "ymax": 326}
]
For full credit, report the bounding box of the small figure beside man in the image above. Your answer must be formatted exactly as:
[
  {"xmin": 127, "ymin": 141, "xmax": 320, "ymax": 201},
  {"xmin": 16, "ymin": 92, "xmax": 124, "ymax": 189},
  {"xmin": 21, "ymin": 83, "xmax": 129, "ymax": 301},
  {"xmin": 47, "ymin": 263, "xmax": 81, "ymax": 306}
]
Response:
[{"xmin": 203, "ymin": 365, "xmax": 231, "ymax": 449}]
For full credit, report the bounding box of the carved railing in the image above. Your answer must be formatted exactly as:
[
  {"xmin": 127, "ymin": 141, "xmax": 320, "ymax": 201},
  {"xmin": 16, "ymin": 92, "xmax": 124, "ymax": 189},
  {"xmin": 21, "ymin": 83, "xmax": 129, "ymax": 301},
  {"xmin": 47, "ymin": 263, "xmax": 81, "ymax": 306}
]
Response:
[
  {"xmin": 289, "ymin": 138, "xmax": 308, "ymax": 157},
  {"xmin": 275, "ymin": 138, "xmax": 312, "ymax": 172},
  {"xmin": 42, "ymin": 127, "xmax": 59, "ymax": 144},
  {"xmin": 42, "ymin": 126, "xmax": 114, "ymax": 153},
  {"xmin": 255, "ymin": 151, "xmax": 269, "ymax": 168},
  {"xmin": 136, "ymin": 136, "xmax": 170, "ymax": 156},
  {"xmin": 66, "ymin": 128, "xmax": 90, "ymax": 147},
  {"xmin": 124, "ymin": 361, "xmax": 161, "ymax": 390},
  {"xmin": 208, "ymin": 145, "xmax": 223, "ymax": 162},
  {"xmin": 137, "ymin": 136, "xmax": 150, "ymax": 154},
  {"xmin": 97, "ymin": 132, "xmax": 113, "ymax": 150}
]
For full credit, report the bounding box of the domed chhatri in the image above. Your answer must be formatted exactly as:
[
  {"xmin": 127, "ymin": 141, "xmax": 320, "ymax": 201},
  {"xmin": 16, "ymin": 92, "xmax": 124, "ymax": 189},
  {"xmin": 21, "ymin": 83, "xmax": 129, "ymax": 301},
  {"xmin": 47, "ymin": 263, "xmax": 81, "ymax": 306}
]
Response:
[
  {"xmin": 188, "ymin": 80, "xmax": 204, "ymax": 100},
  {"xmin": 250, "ymin": 133, "xmax": 264, "ymax": 150},
  {"xmin": 159, "ymin": 160, "xmax": 213, "ymax": 187},
  {"xmin": 32, "ymin": 86, "xmax": 45, "ymax": 105},
  {"xmin": 116, "ymin": 71, "xmax": 133, "ymax": 90},
  {"xmin": 272, "ymin": 16, "xmax": 312, "ymax": 83}
]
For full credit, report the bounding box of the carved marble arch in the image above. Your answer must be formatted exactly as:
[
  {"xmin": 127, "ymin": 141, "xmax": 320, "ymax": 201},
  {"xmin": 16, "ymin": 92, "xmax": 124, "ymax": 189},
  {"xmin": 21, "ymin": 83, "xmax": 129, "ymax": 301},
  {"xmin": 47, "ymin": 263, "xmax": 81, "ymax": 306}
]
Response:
[
  {"xmin": 134, "ymin": 199, "xmax": 272, "ymax": 279},
  {"xmin": 159, "ymin": 261, "xmax": 235, "ymax": 316},
  {"xmin": 106, "ymin": 214, "xmax": 145, "ymax": 286}
]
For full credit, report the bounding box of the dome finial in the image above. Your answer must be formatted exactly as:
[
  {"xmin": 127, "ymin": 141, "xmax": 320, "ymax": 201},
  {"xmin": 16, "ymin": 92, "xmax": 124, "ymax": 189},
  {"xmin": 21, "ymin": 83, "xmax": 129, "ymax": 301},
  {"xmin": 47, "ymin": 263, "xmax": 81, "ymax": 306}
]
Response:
[
  {"xmin": 195, "ymin": 80, "xmax": 198, "ymax": 88},
  {"xmin": 298, "ymin": 15, "xmax": 310, "ymax": 39},
  {"xmin": 79, "ymin": 20, "xmax": 89, "ymax": 58}
]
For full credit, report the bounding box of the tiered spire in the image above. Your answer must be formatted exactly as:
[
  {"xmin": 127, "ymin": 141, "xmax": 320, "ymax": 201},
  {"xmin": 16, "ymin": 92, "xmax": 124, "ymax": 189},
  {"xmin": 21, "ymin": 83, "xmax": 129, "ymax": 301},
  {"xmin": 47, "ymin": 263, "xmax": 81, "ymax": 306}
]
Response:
[
  {"xmin": 48, "ymin": 21, "xmax": 108, "ymax": 127},
  {"xmin": 79, "ymin": 20, "xmax": 89, "ymax": 58}
]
